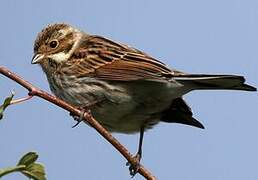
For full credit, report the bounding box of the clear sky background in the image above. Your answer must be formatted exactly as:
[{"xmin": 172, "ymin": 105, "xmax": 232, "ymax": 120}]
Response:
[{"xmin": 0, "ymin": 0, "xmax": 257, "ymax": 180}]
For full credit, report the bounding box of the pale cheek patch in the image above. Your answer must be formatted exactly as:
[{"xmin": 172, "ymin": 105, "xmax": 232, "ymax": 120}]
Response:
[
  {"xmin": 48, "ymin": 28, "xmax": 82, "ymax": 63},
  {"xmin": 47, "ymin": 52, "xmax": 70, "ymax": 63}
]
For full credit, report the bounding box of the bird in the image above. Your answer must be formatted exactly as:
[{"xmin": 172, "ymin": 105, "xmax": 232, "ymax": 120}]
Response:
[{"xmin": 31, "ymin": 23, "xmax": 256, "ymax": 176}]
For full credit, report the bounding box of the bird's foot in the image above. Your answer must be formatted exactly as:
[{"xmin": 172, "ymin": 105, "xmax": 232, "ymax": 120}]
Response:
[
  {"xmin": 70, "ymin": 107, "xmax": 91, "ymax": 128},
  {"xmin": 126, "ymin": 153, "xmax": 141, "ymax": 177}
]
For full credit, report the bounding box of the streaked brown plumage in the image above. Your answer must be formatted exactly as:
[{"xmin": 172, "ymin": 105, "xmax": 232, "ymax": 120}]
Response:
[{"xmin": 31, "ymin": 23, "xmax": 256, "ymax": 175}]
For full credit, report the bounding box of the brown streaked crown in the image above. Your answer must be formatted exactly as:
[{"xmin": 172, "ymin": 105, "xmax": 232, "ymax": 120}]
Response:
[{"xmin": 34, "ymin": 23, "xmax": 69, "ymax": 53}]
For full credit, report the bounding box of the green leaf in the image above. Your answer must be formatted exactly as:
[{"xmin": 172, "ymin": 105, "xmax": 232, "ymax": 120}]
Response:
[
  {"xmin": 0, "ymin": 152, "xmax": 46, "ymax": 180},
  {"xmin": 0, "ymin": 91, "xmax": 15, "ymax": 120},
  {"xmin": 21, "ymin": 163, "xmax": 46, "ymax": 180},
  {"xmin": 18, "ymin": 152, "xmax": 38, "ymax": 166},
  {"xmin": 18, "ymin": 152, "xmax": 46, "ymax": 180}
]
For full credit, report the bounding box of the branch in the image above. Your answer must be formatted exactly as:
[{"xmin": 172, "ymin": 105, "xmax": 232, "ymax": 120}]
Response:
[
  {"xmin": 0, "ymin": 165, "xmax": 26, "ymax": 178},
  {"xmin": 0, "ymin": 66, "xmax": 156, "ymax": 180}
]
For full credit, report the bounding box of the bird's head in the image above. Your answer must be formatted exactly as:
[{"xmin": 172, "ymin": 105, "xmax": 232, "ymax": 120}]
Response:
[{"xmin": 32, "ymin": 23, "xmax": 83, "ymax": 72}]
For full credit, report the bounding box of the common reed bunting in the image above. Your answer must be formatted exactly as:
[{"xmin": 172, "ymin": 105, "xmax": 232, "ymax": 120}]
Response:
[{"xmin": 32, "ymin": 23, "xmax": 256, "ymax": 175}]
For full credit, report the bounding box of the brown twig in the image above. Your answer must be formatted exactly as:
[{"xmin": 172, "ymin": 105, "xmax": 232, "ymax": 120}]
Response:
[
  {"xmin": 0, "ymin": 66, "xmax": 156, "ymax": 180},
  {"xmin": 10, "ymin": 95, "xmax": 33, "ymax": 105}
]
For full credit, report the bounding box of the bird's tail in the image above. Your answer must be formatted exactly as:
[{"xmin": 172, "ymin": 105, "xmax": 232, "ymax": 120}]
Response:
[{"xmin": 174, "ymin": 74, "xmax": 256, "ymax": 91}]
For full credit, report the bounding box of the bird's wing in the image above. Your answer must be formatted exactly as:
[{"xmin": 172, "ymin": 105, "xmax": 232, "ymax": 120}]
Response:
[{"xmin": 64, "ymin": 35, "xmax": 184, "ymax": 81}]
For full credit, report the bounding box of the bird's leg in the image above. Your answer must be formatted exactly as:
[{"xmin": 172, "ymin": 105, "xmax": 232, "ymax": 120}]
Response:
[{"xmin": 126, "ymin": 126, "xmax": 145, "ymax": 177}]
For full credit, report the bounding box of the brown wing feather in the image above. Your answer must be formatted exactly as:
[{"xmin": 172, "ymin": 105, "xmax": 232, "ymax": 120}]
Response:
[{"xmin": 66, "ymin": 35, "xmax": 184, "ymax": 81}]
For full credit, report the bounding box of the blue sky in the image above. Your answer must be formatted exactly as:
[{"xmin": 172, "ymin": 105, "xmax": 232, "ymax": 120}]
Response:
[{"xmin": 0, "ymin": 0, "xmax": 257, "ymax": 179}]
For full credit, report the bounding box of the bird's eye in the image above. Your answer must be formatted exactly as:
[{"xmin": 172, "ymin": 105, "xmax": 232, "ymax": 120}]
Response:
[{"xmin": 49, "ymin": 40, "xmax": 59, "ymax": 49}]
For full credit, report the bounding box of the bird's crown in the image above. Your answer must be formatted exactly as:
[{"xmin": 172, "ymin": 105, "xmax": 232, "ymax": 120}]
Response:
[{"xmin": 34, "ymin": 23, "xmax": 72, "ymax": 53}]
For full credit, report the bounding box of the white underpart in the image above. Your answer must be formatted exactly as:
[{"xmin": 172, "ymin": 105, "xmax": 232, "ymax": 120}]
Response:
[
  {"xmin": 47, "ymin": 27, "xmax": 82, "ymax": 63},
  {"xmin": 48, "ymin": 52, "xmax": 70, "ymax": 62}
]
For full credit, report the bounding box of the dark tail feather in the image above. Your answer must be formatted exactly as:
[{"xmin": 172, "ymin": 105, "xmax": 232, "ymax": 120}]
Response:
[
  {"xmin": 161, "ymin": 98, "xmax": 204, "ymax": 129},
  {"xmin": 174, "ymin": 74, "xmax": 256, "ymax": 91}
]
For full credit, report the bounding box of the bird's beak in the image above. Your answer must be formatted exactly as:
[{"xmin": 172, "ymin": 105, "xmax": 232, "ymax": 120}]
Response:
[{"xmin": 31, "ymin": 54, "xmax": 45, "ymax": 64}]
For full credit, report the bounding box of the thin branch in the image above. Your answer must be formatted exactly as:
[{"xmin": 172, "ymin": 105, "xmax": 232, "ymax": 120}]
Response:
[
  {"xmin": 0, "ymin": 66, "xmax": 156, "ymax": 180},
  {"xmin": 10, "ymin": 95, "xmax": 33, "ymax": 105},
  {"xmin": 0, "ymin": 165, "xmax": 26, "ymax": 178}
]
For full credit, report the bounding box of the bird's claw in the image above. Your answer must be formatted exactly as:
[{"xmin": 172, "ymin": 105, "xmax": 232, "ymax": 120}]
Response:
[
  {"xmin": 72, "ymin": 119, "xmax": 81, "ymax": 128},
  {"xmin": 126, "ymin": 154, "xmax": 141, "ymax": 177},
  {"xmin": 70, "ymin": 108, "xmax": 91, "ymax": 128}
]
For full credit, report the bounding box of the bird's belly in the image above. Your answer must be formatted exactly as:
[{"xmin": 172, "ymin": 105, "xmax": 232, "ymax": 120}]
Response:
[
  {"xmin": 90, "ymin": 81, "xmax": 189, "ymax": 133},
  {"xmin": 91, "ymin": 101, "xmax": 153, "ymax": 133},
  {"xmin": 49, "ymin": 76, "xmax": 144, "ymax": 132},
  {"xmin": 49, "ymin": 75, "xmax": 189, "ymax": 133}
]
